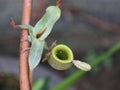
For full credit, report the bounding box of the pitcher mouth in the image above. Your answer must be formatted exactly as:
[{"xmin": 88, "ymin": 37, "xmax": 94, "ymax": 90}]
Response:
[{"xmin": 52, "ymin": 44, "xmax": 73, "ymax": 63}]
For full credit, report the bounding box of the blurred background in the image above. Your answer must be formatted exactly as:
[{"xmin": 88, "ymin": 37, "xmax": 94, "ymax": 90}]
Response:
[{"xmin": 0, "ymin": 0, "xmax": 120, "ymax": 90}]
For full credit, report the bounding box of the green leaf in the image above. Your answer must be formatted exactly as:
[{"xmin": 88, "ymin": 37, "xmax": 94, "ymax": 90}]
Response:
[
  {"xmin": 33, "ymin": 6, "xmax": 61, "ymax": 40},
  {"xmin": 18, "ymin": 25, "xmax": 34, "ymax": 31},
  {"xmin": 18, "ymin": 25, "xmax": 34, "ymax": 42},
  {"xmin": 32, "ymin": 78, "xmax": 50, "ymax": 90},
  {"xmin": 29, "ymin": 38, "xmax": 45, "ymax": 71},
  {"xmin": 22, "ymin": 6, "xmax": 61, "ymax": 72}
]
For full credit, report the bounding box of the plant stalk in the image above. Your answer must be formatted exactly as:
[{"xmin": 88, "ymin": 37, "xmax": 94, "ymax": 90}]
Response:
[{"xmin": 19, "ymin": 0, "xmax": 32, "ymax": 90}]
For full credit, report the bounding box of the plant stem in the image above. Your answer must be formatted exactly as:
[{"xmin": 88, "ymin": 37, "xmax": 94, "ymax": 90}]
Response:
[
  {"xmin": 56, "ymin": 0, "xmax": 62, "ymax": 7},
  {"xmin": 51, "ymin": 42, "xmax": 120, "ymax": 90},
  {"xmin": 19, "ymin": 0, "xmax": 32, "ymax": 90}
]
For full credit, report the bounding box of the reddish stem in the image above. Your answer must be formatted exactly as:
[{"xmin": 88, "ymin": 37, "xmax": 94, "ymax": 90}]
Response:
[
  {"xmin": 19, "ymin": 0, "xmax": 32, "ymax": 90},
  {"xmin": 56, "ymin": 0, "xmax": 62, "ymax": 7},
  {"xmin": 11, "ymin": 19, "xmax": 19, "ymax": 29}
]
